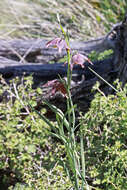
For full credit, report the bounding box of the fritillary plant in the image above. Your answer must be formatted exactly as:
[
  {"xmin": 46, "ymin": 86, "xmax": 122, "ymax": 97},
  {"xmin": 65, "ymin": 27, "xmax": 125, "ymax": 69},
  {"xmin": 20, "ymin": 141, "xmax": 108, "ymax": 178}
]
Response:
[
  {"xmin": 31, "ymin": 15, "xmax": 118, "ymax": 190},
  {"xmin": 31, "ymin": 17, "xmax": 91, "ymax": 190}
]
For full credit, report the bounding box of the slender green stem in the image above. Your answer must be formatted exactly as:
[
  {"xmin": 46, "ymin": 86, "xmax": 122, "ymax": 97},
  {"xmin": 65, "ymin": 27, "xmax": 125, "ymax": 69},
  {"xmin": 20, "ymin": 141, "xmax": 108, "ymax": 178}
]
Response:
[
  {"xmin": 81, "ymin": 133, "xmax": 85, "ymax": 189},
  {"xmin": 88, "ymin": 66, "xmax": 118, "ymax": 92},
  {"xmin": 67, "ymin": 50, "xmax": 71, "ymax": 89}
]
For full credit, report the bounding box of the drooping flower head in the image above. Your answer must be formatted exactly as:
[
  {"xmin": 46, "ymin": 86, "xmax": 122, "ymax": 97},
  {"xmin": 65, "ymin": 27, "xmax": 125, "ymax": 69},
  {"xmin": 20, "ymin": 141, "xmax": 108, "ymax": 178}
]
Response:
[
  {"xmin": 46, "ymin": 38, "xmax": 70, "ymax": 53},
  {"xmin": 43, "ymin": 79, "xmax": 67, "ymax": 97},
  {"xmin": 71, "ymin": 53, "xmax": 93, "ymax": 70}
]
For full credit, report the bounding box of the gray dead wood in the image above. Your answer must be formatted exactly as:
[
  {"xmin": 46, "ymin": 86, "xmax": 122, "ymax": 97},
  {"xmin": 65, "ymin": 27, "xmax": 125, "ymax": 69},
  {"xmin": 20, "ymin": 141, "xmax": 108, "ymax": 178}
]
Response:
[
  {"xmin": 0, "ymin": 25, "xmax": 117, "ymax": 80},
  {"xmin": 0, "ymin": 21, "xmax": 126, "ymax": 112},
  {"xmin": 0, "ymin": 31, "xmax": 115, "ymax": 63}
]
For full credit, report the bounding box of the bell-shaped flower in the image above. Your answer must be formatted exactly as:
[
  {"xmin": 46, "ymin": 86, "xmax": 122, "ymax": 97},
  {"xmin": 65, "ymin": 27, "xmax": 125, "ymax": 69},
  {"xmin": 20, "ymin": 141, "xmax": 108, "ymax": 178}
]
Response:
[
  {"xmin": 70, "ymin": 53, "xmax": 93, "ymax": 70},
  {"xmin": 43, "ymin": 79, "xmax": 67, "ymax": 97},
  {"xmin": 46, "ymin": 38, "xmax": 70, "ymax": 53}
]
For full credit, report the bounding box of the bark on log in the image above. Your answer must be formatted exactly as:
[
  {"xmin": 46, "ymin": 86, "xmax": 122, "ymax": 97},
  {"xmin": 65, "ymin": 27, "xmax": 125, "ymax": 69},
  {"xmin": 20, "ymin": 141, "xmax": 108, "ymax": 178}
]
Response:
[
  {"xmin": 0, "ymin": 56, "xmax": 112, "ymax": 80},
  {"xmin": 0, "ymin": 21, "xmax": 125, "ymax": 112},
  {"xmin": 0, "ymin": 24, "xmax": 118, "ymax": 81},
  {"xmin": 0, "ymin": 31, "xmax": 115, "ymax": 63}
]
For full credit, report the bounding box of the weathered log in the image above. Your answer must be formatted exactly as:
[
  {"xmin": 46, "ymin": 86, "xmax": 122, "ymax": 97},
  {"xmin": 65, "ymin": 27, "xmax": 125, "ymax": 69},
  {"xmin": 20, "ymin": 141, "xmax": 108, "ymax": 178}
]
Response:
[
  {"xmin": 115, "ymin": 16, "xmax": 127, "ymax": 85},
  {"xmin": 0, "ymin": 56, "xmax": 112, "ymax": 80},
  {"xmin": 0, "ymin": 23, "xmax": 119, "ymax": 82},
  {"xmin": 0, "ymin": 29, "xmax": 116, "ymax": 64},
  {"xmin": 0, "ymin": 21, "xmax": 125, "ymax": 112}
]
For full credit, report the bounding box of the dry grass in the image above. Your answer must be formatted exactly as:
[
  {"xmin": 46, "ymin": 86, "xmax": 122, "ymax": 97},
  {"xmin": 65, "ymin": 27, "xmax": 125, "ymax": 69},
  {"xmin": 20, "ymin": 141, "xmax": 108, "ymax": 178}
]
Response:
[
  {"xmin": 0, "ymin": 0, "xmax": 126, "ymax": 41},
  {"xmin": 0, "ymin": 0, "xmax": 109, "ymax": 40}
]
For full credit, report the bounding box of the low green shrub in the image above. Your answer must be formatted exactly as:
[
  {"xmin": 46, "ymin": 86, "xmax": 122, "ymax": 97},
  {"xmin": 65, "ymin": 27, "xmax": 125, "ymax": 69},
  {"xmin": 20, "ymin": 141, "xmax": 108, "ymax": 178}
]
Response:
[
  {"xmin": 0, "ymin": 76, "xmax": 127, "ymax": 190},
  {"xmin": 88, "ymin": 49, "xmax": 113, "ymax": 62},
  {"xmin": 0, "ymin": 76, "xmax": 72, "ymax": 190},
  {"xmin": 80, "ymin": 81, "xmax": 127, "ymax": 190}
]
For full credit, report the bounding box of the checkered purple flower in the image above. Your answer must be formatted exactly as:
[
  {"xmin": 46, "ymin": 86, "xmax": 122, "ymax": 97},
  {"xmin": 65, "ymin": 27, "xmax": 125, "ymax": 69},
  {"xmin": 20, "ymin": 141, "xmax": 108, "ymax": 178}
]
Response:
[
  {"xmin": 70, "ymin": 53, "xmax": 93, "ymax": 70},
  {"xmin": 46, "ymin": 38, "xmax": 70, "ymax": 53},
  {"xmin": 43, "ymin": 79, "xmax": 67, "ymax": 97}
]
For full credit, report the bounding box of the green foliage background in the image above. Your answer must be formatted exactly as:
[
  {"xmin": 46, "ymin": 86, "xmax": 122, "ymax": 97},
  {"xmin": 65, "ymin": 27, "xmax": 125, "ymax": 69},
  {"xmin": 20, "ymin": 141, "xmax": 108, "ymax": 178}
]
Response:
[
  {"xmin": 80, "ymin": 81, "xmax": 127, "ymax": 190},
  {"xmin": 1, "ymin": 77, "xmax": 127, "ymax": 189},
  {"xmin": 0, "ymin": 0, "xmax": 127, "ymax": 190}
]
